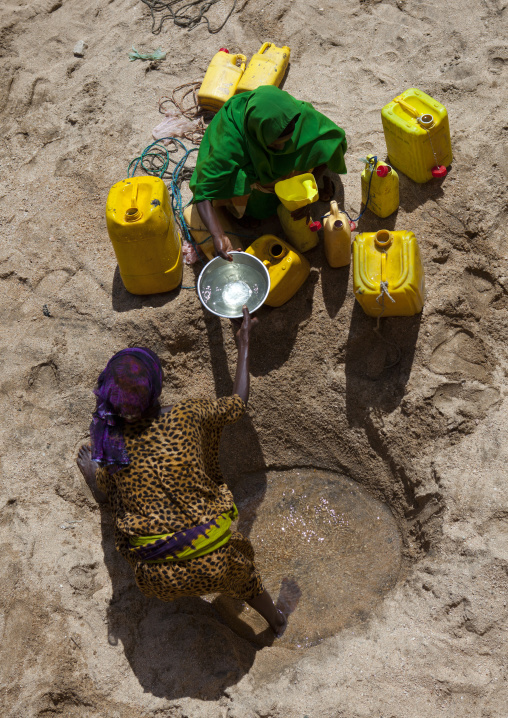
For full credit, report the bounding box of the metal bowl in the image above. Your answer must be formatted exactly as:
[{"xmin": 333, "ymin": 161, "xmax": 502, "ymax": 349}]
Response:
[{"xmin": 197, "ymin": 251, "xmax": 270, "ymax": 319}]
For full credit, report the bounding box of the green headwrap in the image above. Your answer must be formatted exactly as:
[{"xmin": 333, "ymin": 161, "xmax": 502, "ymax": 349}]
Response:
[{"xmin": 190, "ymin": 86, "xmax": 347, "ymax": 218}]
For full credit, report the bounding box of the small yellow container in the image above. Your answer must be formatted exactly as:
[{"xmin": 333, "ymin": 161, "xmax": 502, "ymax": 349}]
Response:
[
  {"xmin": 236, "ymin": 42, "xmax": 290, "ymax": 93},
  {"xmin": 361, "ymin": 155, "xmax": 399, "ymax": 218},
  {"xmin": 275, "ymin": 173, "xmax": 318, "ymax": 211},
  {"xmin": 353, "ymin": 229, "xmax": 425, "ymax": 317},
  {"xmin": 198, "ymin": 50, "xmax": 247, "ymax": 113},
  {"xmin": 324, "ymin": 201, "xmax": 351, "ymax": 267},
  {"xmin": 381, "ymin": 88, "xmax": 452, "ymax": 183},
  {"xmin": 106, "ymin": 176, "xmax": 182, "ymax": 295},
  {"xmin": 277, "ymin": 204, "xmax": 319, "ymax": 253},
  {"xmin": 245, "ymin": 235, "xmax": 310, "ymax": 307}
]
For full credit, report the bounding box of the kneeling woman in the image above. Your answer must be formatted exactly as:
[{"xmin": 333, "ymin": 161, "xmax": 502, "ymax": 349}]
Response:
[
  {"xmin": 77, "ymin": 309, "xmax": 285, "ymax": 634},
  {"xmin": 190, "ymin": 85, "xmax": 348, "ymax": 259}
]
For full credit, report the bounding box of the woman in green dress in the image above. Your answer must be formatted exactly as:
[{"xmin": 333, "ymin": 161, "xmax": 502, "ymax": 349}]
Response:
[{"xmin": 190, "ymin": 85, "xmax": 348, "ymax": 260}]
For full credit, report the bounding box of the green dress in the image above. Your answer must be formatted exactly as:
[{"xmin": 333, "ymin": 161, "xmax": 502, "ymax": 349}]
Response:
[{"xmin": 190, "ymin": 85, "xmax": 348, "ymax": 219}]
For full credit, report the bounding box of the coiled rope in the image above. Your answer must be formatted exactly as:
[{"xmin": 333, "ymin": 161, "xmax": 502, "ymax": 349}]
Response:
[
  {"xmin": 127, "ymin": 138, "xmax": 257, "ymax": 289},
  {"xmin": 139, "ymin": 0, "xmax": 238, "ymax": 34},
  {"xmin": 128, "ymin": 138, "xmax": 202, "ymax": 287}
]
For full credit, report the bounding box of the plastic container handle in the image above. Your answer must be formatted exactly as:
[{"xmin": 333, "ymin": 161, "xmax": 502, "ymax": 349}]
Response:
[
  {"xmin": 131, "ymin": 182, "xmax": 139, "ymax": 208},
  {"xmin": 258, "ymin": 42, "xmax": 272, "ymax": 55},
  {"xmin": 330, "ymin": 199, "xmax": 340, "ymax": 218},
  {"xmin": 393, "ymin": 96, "xmax": 420, "ymax": 118},
  {"xmin": 233, "ymin": 54, "xmax": 247, "ymax": 71}
]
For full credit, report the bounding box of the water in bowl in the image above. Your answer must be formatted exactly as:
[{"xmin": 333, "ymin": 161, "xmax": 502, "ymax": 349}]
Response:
[{"xmin": 201, "ymin": 262, "xmax": 263, "ymax": 317}]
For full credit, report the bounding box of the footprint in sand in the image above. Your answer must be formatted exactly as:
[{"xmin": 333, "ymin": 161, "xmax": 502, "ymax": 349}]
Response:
[
  {"xmin": 432, "ymin": 382, "xmax": 500, "ymax": 423},
  {"xmin": 430, "ymin": 330, "xmax": 492, "ymax": 383}
]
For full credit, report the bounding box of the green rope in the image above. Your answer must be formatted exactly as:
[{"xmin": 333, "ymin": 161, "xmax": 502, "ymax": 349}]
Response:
[{"xmin": 128, "ymin": 137, "xmax": 200, "ymax": 287}]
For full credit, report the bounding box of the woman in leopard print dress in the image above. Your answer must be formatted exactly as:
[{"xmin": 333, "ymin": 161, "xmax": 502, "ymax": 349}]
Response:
[{"xmin": 77, "ymin": 308, "xmax": 285, "ymax": 635}]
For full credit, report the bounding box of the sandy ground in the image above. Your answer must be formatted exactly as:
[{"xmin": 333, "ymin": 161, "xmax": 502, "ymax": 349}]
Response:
[{"xmin": 1, "ymin": 0, "xmax": 508, "ymax": 716}]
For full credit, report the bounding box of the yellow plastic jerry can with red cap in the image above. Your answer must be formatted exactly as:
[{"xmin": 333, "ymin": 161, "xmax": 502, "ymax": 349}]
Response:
[
  {"xmin": 353, "ymin": 229, "xmax": 425, "ymax": 317},
  {"xmin": 106, "ymin": 176, "xmax": 183, "ymax": 295},
  {"xmin": 361, "ymin": 155, "xmax": 399, "ymax": 218},
  {"xmin": 236, "ymin": 42, "xmax": 291, "ymax": 93},
  {"xmin": 198, "ymin": 49, "xmax": 247, "ymax": 112},
  {"xmin": 274, "ymin": 173, "xmax": 320, "ymax": 253},
  {"xmin": 381, "ymin": 88, "xmax": 452, "ymax": 183},
  {"xmin": 245, "ymin": 235, "xmax": 310, "ymax": 307}
]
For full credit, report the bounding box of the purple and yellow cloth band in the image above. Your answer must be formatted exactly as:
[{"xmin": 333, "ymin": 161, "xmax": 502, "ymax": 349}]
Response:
[{"xmin": 128, "ymin": 505, "xmax": 239, "ymax": 563}]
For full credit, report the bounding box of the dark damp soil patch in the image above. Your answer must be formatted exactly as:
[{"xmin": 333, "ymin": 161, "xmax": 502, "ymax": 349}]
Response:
[{"xmin": 215, "ymin": 468, "xmax": 403, "ymax": 649}]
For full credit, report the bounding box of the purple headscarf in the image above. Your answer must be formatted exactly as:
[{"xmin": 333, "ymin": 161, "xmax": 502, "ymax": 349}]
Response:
[{"xmin": 90, "ymin": 348, "xmax": 163, "ymax": 469}]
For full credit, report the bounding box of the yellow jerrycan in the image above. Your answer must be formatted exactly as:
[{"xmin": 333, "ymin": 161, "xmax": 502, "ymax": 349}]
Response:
[
  {"xmin": 381, "ymin": 88, "xmax": 452, "ymax": 183},
  {"xmin": 106, "ymin": 176, "xmax": 183, "ymax": 295},
  {"xmin": 361, "ymin": 155, "xmax": 399, "ymax": 218},
  {"xmin": 245, "ymin": 235, "xmax": 310, "ymax": 307},
  {"xmin": 276, "ymin": 204, "xmax": 320, "ymax": 253},
  {"xmin": 274, "ymin": 172, "xmax": 320, "ymax": 252},
  {"xmin": 198, "ymin": 49, "xmax": 247, "ymax": 113},
  {"xmin": 324, "ymin": 201, "xmax": 351, "ymax": 267},
  {"xmin": 353, "ymin": 229, "xmax": 425, "ymax": 317},
  {"xmin": 183, "ymin": 204, "xmax": 243, "ymax": 260},
  {"xmin": 236, "ymin": 42, "xmax": 291, "ymax": 93}
]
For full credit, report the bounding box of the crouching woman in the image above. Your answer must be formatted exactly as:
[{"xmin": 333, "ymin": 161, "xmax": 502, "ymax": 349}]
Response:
[{"xmin": 77, "ymin": 308, "xmax": 285, "ymax": 635}]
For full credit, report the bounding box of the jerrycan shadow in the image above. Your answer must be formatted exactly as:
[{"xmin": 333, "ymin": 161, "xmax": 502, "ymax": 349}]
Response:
[
  {"xmin": 344, "ymin": 301, "xmax": 422, "ymax": 425},
  {"xmin": 111, "ymin": 265, "xmax": 182, "ymax": 313}
]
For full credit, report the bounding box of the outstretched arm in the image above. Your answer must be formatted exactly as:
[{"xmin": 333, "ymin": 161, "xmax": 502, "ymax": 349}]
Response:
[
  {"xmin": 196, "ymin": 200, "xmax": 234, "ymax": 261},
  {"xmin": 232, "ymin": 306, "xmax": 258, "ymax": 406}
]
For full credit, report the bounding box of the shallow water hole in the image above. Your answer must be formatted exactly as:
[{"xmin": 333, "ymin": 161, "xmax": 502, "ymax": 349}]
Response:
[{"xmin": 216, "ymin": 469, "xmax": 402, "ymax": 648}]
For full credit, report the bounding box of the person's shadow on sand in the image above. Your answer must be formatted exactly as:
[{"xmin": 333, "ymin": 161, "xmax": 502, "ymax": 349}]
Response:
[
  {"xmin": 97, "ymin": 504, "xmax": 260, "ymax": 700},
  {"xmin": 94, "ymin": 497, "xmax": 300, "ymax": 699}
]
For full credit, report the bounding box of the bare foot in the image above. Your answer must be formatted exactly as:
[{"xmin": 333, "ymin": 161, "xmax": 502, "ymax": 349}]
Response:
[
  {"xmin": 231, "ymin": 213, "xmax": 261, "ymax": 230},
  {"xmin": 247, "ymin": 588, "xmax": 287, "ymax": 637},
  {"xmin": 272, "ymin": 608, "xmax": 287, "ymax": 637},
  {"xmin": 77, "ymin": 444, "xmax": 107, "ymax": 504},
  {"xmin": 319, "ymin": 175, "xmax": 335, "ymax": 202}
]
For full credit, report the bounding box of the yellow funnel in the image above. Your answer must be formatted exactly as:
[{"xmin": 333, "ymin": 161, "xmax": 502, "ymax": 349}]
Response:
[{"xmin": 275, "ymin": 173, "xmax": 318, "ymax": 211}]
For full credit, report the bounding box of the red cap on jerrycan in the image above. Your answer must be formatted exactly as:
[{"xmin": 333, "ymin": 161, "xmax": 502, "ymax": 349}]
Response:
[
  {"xmin": 309, "ymin": 221, "xmax": 322, "ymax": 232},
  {"xmin": 431, "ymin": 165, "xmax": 447, "ymax": 178},
  {"xmin": 219, "ymin": 48, "xmax": 230, "ymax": 53},
  {"xmin": 376, "ymin": 164, "xmax": 391, "ymax": 178}
]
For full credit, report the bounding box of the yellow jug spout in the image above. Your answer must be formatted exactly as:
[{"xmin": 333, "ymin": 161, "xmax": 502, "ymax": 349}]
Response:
[
  {"xmin": 125, "ymin": 183, "xmax": 143, "ymax": 222},
  {"xmin": 374, "ymin": 230, "xmax": 393, "ymax": 249}
]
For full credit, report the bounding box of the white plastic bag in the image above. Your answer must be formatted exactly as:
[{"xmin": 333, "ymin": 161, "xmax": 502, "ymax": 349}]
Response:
[
  {"xmin": 182, "ymin": 239, "xmax": 200, "ymax": 265},
  {"xmin": 152, "ymin": 109, "xmax": 200, "ymax": 144}
]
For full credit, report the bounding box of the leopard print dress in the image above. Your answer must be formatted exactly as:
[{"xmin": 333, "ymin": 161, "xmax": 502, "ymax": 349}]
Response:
[{"xmin": 96, "ymin": 395, "xmax": 264, "ymax": 601}]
